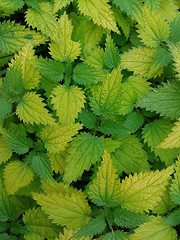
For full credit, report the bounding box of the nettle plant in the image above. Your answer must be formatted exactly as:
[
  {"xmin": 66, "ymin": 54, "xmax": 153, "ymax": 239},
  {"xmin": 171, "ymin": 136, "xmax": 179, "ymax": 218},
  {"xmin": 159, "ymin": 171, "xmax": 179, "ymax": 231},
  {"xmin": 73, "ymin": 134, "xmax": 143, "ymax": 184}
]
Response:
[{"xmin": 0, "ymin": 0, "xmax": 180, "ymax": 239}]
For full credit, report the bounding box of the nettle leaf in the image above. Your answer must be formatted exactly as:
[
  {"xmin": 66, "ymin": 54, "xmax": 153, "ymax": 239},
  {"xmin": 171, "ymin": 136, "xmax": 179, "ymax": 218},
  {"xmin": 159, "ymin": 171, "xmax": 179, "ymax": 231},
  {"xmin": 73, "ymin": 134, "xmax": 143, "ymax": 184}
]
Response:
[
  {"xmin": 170, "ymin": 158, "xmax": 180, "ymax": 204},
  {"xmin": 32, "ymin": 57, "xmax": 64, "ymax": 83},
  {"xmin": 0, "ymin": 20, "xmax": 46, "ymax": 54},
  {"xmin": 112, "ymin": 0, "xmax": 142, "ymax": 22},
  {"xmin": 129, "ymin": 217, "xmax": 177, "ymax": 240},
  {"xmin": 2, "ymin": 124, "xmax": 33, "ymax": 155},
  {"xmin": 169, "ymin": 14, "xmax": 180, "ymax": 43},
  {"xmin": 63, "ymin": 132, "xmax": 104, "ymax": 183},
  {"xmin": 0, "ymin": 222, "xmax": 9, "ymax": 232},
  {"xmin": 73, "ymin": 63, "xmax": 104, "ymax": 86},
  {"xmin": 123, "ymin": 112, "xmax": 144, "ymax": 133},
  {"xmin": 113, "ymin": 208, "xmax": 151, "ymax": 228},
  {"xmin": 119, "ymin": 166, "xmax": 174, "ymax": 213},
  {"xmin": 31, "ymin": 153, "xmax": 52, "ymax": 181},
  {"xmin": 51, "ymin": 85, "xmax": 85, "ymax": 124},
  {"xmin": 16, "ymin": 91, "xmax": 55, "ymax": 125},
  {"xmin": 0, "ymin": 0, "xmax": 24, "ymax": 13},
  {"xmin": 84, "ymin": 46, "xmax": 105, "ymax": 70},
  {"xmin": 90, "ymin": 68, "xmax": 122, "ymax": 118},
  {"xmin": 137, "ymin": 81, "xmax": 180, "ymax": 120},
  {"xmin": 100, "ymin": 137, "xmax": 121, "ymax": 153},
  {"xmin": 4, "ymin": 160, "xmax": 34, "ymax": 195},
  {"xmin": 25, "ymin": 2, "xmax": 59, "ymax": 41},
  {"xmin": 123, "ymin": 75, "xmax": 152, "ymax": 101},
  {"xmin": 23, "ymin": 207, "xmax": 60, "ymax": 240},
  {"xmin": 121, "ymin": 46, "xmax": 160, "ymax": 78},
  {"xmin": 54, "ymin": 0, "xmax": 73, "ymax": 13},
  {"xmin": 25, "ymin": 0, "xmax": 40, "ymax": 11},
  {"xmin": 40, "ymin": 123, "xmax": 82, "ymax": 153},
  {"xmin": 0, "ymin": 135, "xmax": 12, "ymax": 165},
  {"xmin": 142, "ymin": 118, "xmax": 180, "ymax": 166},
  {"xmin": 137, "ymin": 7, "xmax": 170, "ymax": 48},
  {"xmin": 104, "ymin": 35, "xmax": 120, "ymax": 69},
  {"xmin": 73, "ymin": 215, "xmax": 106, "ymax": 238},
  {"xmin": 49, "ymin": 13, "xmax": 81, "ymax": 61},
  {"xmin": 78, "ymin": 109, "xmax": 97, "ymax": 130},
  {"xmin": 169, "ymin": 43, "xmax": 180, "ymax": 79},
  {"xmin": 57, "ymin": 228, "xmax": 91, "ymax": 240},
  {"xmin": 47, "ymin": 152, "xmax": 67, "ymax": 174},
  {"xmin": 111, "ymin": 135, "xmax": 150, "ymax": 175},
  {"xmin": 14, "ymin": 43, "xmax": 40, "ymax": 90},
  {"xmin": 144, "ymin": 0, "xmax": 161, "ymax": 10},
  {"xmin": 103, "ymin": 230, "xmax": 129, "ymax": 240},
  {"xmin": 33, "ymin": 186, "xmax": 91, "ymax": 230},
  {"xmin": 99, "ymin": 119, "xmax": 123, "ymax": 136},
  {"xmin": 159, "ymin": 118, "xmax": 180, "ymax": 149},
  {"xmin": 162, "ymin": 208, "xmax": 180, "ymax": 227},
  {"xmin": 77, "ymin": 0, "xmax": 119, "ymax": 33},
  {"xmin": 0, "ymin": 97, "xmax": 12, "ymax": 119},
  {"xmin": 87, "ymin": 151, "xmax": 121, "ymax": 207},
  {"xmin": 158, "ymin": 0, "xmax": 178, "ymax": 22}
]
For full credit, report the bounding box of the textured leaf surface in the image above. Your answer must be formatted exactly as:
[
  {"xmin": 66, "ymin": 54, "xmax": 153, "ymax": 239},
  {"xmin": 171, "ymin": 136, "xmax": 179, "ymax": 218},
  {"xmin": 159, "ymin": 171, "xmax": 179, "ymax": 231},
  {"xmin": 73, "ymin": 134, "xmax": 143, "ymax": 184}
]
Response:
[
  {"xmin": 87, "ymin": 151, "xmax": 121, "ymax": 207},
  {"xmin": 170, "ymin": 158, "xmax": 180, "ymax": 204},
  {"xmin": 123, "ymin": 112, "xmax": 144, "ymax": 133},
  {"xmin": 111, "ymin": 135, "xmax": 150, "ymax": 175},
  {"xmin": 49, "ymin": 13, "xmax": 81, "ymax": 61},
  {"xmin": 78, "ymin": 0, "xmax": 119, "ymax": 33},
  {"xmin": 169, "ymin": 43, "xmax": 180, "ymax": 79},
  {"xmin": 54, "ymin": 0, "xmax": 73, "ymax": 13},
  {"xmin": 119, "ymin": 166, "xmax": 174, "ymax": 213},
  {"xmin": 33, "ymin": 188, "xmax": 91, "ymax": 229},
  {"xmin": 90, "ymin": 68, "xmax": 122, "ymax": 118},
  {"xmin": 4, "ymin": 160, "xmax": 34, "ymax": 195},
  {"xmin": 103, "ymin": 230, "xmax": 129, "ymax": 240},
  {"xmin": 23, "ymin": 207, "xmax": 60, "ymax": 240},
  {"xmin": 78, "ymin": 109, "xmax": 97, "ymax": 130},
  {"xmin": 137, "ymin": 81, "xmax": 180, "ymax": 120},
  {"xmin": 51, "ymin": 85, "xmax": 85, "ymax": 124},
  {"xmin": 40, "ymin": 123, "xmax": 82, "ymax": 153},
  {"xmin": 100, "ymin": 137, "xmax": 121, "ymax": 153},
  {"xmin": 0, "ymin": 0, "xmax": 24, "ymax": 12},
  {"xmin": 159, "ymin": 118, "xmax": 180, "ymax": 149},
  {"xmin": 63, "ymin": 132, "xmax": 104, "ymax": 183},
  {"xmin": 0, "ymin": 20, "xmax": 46, "ymax": 54},
  {"xmin": 0, "ymin": 98, "xmax": 12, "ymax": 119},
  {"xmin": 16, "ymin": 92, "xmax": 55, "ymax": 125},
  {"xmin": 25, "ymin": 2, "xmax": 59, "ymax": 41},
  {"xmin": 162, "ymin": 208, "xmax": 180, "ymax": 226},
  {"xmin": 142, "ymin": 118, "xmax": 180, "ymax": 166},
  {"xmin": 31, "ymin": 153, "xmax": 52, "ymax": 180},
  {"xmin": 129, "ymin": 217, "xmax": 177, "ymax": 240},
  {"xmin": 137, "ymin": 7, "xmax": 170, "ymax": 48},
  {"xmin": 0, "ymin": 135, "xmax": 12, "ymax": 164},
  {"xmin": 56, "ymin": 228, "xmax": 91, "ymax": 240},
  {"xmin": 84, "ymin": 46, "xmax": 104, "ymax": 70},
  {"xmin": 47, "ymin": 152, "xmax": 67, "ymax": 174}
]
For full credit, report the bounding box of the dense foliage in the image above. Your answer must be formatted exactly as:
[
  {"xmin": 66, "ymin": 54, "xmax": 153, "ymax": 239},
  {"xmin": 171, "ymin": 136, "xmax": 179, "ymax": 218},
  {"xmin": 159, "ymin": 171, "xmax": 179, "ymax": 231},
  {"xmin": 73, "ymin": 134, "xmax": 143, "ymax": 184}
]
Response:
[{"xmin": 0, "ymin": 0, "xmax": 180, "ymax": 239}]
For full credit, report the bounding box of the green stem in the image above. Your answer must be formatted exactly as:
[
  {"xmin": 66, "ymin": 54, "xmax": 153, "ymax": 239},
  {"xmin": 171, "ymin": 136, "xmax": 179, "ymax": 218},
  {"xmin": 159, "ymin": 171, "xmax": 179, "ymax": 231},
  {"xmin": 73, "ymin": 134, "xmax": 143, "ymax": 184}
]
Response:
[
  {"xmin": 3, "ymin": 112, "xmax": 16, "ymax": 120},
  {"xmin": 0, "ymin": 54, "xmax": 14, "ymax": 60}
]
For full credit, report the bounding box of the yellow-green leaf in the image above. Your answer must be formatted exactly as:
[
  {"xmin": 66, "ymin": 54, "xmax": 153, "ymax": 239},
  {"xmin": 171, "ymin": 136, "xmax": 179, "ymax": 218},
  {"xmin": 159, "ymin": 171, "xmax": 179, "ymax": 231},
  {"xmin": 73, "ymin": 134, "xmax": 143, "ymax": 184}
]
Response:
[
  {"xmin": 40, "ymin": 123, "xmax": 82, "ymax": 153},
  {"xmin": 4, "ymin": 160, "xmax": 34, "ymax": 195},
  {"xmin": 47, "ymin": 152, "xmax": 67, "ymax": 174},
  {"xmin": 119, "ymin": 166, "xmax": 174, "ymax": 213},
  {"xmin": 129, "ymin": 216, "xmax": 177, "ymax": 240},
  {"xmin": 170, "ymin": 157, "xmax": 180, "ymax": 204},
  {"xmin": 16, "ymin": 92, "xmax": 55, "ymax": 125},
  {"xmin": 169, "ymin": 43, "xmax": 180, "ymax": 79},
  {"xmin": 78, "ymin": 0, "xmax": 119, "ymax": 33},
  {"xmin": 51, "ymin": 85, "xmax": 85, "ymax": 124},
  {"xmin": 87, "ymin": 150, "xmax": 121, "ymax": 207},
  {"xmin": 0, "ymin": 135, "xmax": 12, "ymax": 165}
]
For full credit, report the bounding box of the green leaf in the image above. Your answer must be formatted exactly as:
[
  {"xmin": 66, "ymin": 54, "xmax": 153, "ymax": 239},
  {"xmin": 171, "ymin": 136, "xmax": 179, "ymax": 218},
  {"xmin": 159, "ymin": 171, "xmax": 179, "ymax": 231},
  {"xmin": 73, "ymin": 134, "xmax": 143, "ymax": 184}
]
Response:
[
  {"xmin": 87, "ymin": 150, "xmax": 122, "ymax": 207},
  {"xmin": 144, "ymin": 0, "xmax": 161, "ymax": 10},
  {"xmin": 25, "ymin": 0, "xmax": 40, "ymax": 11},
  {"xmin": 123, "ymin": 112, "xmax": 144, "ymax": 133},
  {"xmin": 51, "ymin": 85, "xmax": 85, "ymax": 124},
  {"xmin": 169, "ymin": 43, "xmax": 180, "ymax": 79},
  {"xmin": 72, "ymin": 215, "xmax": 106, "ymax": 238},
  {"xmin": 0, "ymin": 97, "xmax": 12, "ymax": 119},
  {"xmin": 10, "ymin": 222, "xmax": 30, "ymax": 235},
  {"xmin": 4, "ymin": 160, "xmax": 34, "ymax": 195},
  {"xmin": 170, "ymin": 158, "xmax": 180, "ymax": 204},
  {"xmin": 0, "ymin": 20, "xmax": 46, "ymax": 54},
  {"xmin": 54, "ymin": 0, "xmax": 73, "ymax": 12},
  {"xmin": 23, "ymin": 207, "xmax": 60, "ymax": 240},
  {"xmin": 100, "ymin": 137, "xmax": 121, "ymax": 153},
  {"xmin": 99, "ymin": 119, "xmax": 123, "ymax": 136},
  {"xmin": 63, "ymin": 132, "xmax": 104, "ymax": 183},
  {"xmin": 129, "ymin": 216, "xmax": 177, "ymax": 240},
  {"xmin": 90, "ymin": 68, "xmax": 122, "ymax": 118},
  {"xmin": 32, "ymin": 57, "xmax": 64, "ymax": 83},
  {"xmin": 16, "ymin": 91, "xmax": 55, "ymax": 125},
  {"xmin": 31, "ymin": 153, "xmax": 52, "ymax": 180},
  {"xmin": 137, "ymin": 81, "xmax": 180, "ymax": 120},
  {"xmin": 111, "ymin": 135, "xmax": 150, "ymax": 175},
  {"xmin": 113, "ymin": 208, "xmax": 151, "ymax": 228},
  {"xmin": 103, "ymin": 230, "xmax": 129, "ymax": 240},
  {"xmin": 78, "ymin": 0, "xmax": 119, "ymax": 33},
  {"xmin": 0, "ymin": 0, "xmax": 24, "ymax": 13},
  {"xmin": 73, "ymin": 63, "xmax": 104, "ymax": 86},
  {"xmin": 104, "ymin": 35, "xmax": 120, "ymax": 69},
  {"xmin": 142, "ymin": 118, "xmax": 180, "ymax": 166},
  {"xmin": 33, "ymin": 185, "xmax": 91, "ymax": 230},
  {"xmin": 25, "ymin": 2, "xmax": 59, "ymax": 41},
  {"xmin": 169, "ymin": 13, "xmax": 180, "ymax": 42},
  {"xmin": 84, "ymin": 46, "xmax": 105, "ymax": 70},
  {"xmin": 39, "ymin": 123, "xmax": 82, "ymax": 153},
  {"xmin": 162, "ymin": 208, "xmax": 180, "ymax": 226},
  {"xmin": 119, "ymin": 166, "xmax": 174, "ymax": 213},
  {"xmin": 78, "ymin": 109, "xmax": 97, "ymax": 130},
  {"xmin": 0, "ymin": 222, "xmax": 9, "ymax": 232}
]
